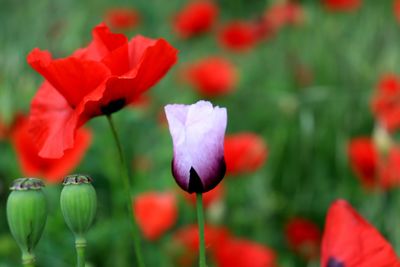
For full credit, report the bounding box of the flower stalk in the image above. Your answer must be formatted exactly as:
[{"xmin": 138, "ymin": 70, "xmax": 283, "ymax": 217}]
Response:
[
  {"xmin": 106, "ymin": 114, "xmax": 145, "ymax": 267},
  {"xmin": 196, "ymin": 193, "xmax": 206, "ymax": 267}
]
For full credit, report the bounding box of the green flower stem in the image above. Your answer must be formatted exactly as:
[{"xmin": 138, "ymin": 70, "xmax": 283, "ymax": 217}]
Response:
[
  {"xmin": 75, "ymin": 237, "xmax": 86, "ymax": 267},
  {"xmin": 196, "ymin": 193, "xmax": 206, "ymax": 267},
  {"xmin": 106, "ymin": 115, "xmax": 145, "ymax": 267},
  {"xmin": 22, "ymin": 252, "xmax": 35, "ymax": 267}
]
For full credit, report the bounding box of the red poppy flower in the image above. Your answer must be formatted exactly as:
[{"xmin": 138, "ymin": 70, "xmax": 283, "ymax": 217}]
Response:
[
  {"xmin": 183, "ymin": 57, "xmax": 237, "ymax": 97},
  {"xmin": 321, "ymin": 199, "xmax": 400, "ymax": 267},
  {"xmin": 104, "ymin": 8, "xmax": 140, "ymax": 30},
  {"xmin": 11, "ymin": 115, "xmax": 91, "ymax": 183},
  {"xmin": 285, "ymin": 217, "xmax": 321, "ymax": 260},
  {"xmin": 133, "ymin": 191, "xmax": 177, "ymax": 240},
  {"xmin": 379, "ymin": 147, "xmax": 400, "ymax": 189},
  {"xmin": 173, "ymin": 224, "xmax": 230, "ymax": 253},
  {"xmin": 348, "ymin": 137, "xmax": 378, "ymax": 188},
  {"xmin": 27, "ymin": 23, "xmax": 177, "ymax": 158},
  {"xmin": 214, "ymin": 238, "xmax": 276, "ymax": 267},
  {"xmin": 322, "ymin": 0, "xmax": 362, "ymax": 12},
  {"xmin": 224, "ymin": 133, "xmax": 268, "ymax": 176},
  {"xmin": 264, "ymin": 2, "xmax": 304, "ymax": 31},
  {"xmin": 173, "ymin": 1, "xmax": 218, "ymax": 38},
  {"xmin": 371, "ymin": 74, "xmax": 400, "ymax": 132},
  {"xmin": 182, "ymin": 182, "xmax": 224, "ymax": 208},
  {"xmin": 218, "ymin": 21, "xmax": 259, "ymax": 51},
  {"xmin": 395, "ymin": 0, "xmax": 400, "ymax": 23}
]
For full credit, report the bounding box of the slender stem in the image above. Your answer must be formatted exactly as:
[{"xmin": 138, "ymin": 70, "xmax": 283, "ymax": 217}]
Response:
[
  {"xmin": 106, "ymin": 115, "xmax": 145, "ymax": 267},
  {"xmin": 196, "ymin": 193, "xmax": 206, "ymax": 267},
  {"xmin": 75, "ymin": 237, "xmax": 86, "ymax": 267}
]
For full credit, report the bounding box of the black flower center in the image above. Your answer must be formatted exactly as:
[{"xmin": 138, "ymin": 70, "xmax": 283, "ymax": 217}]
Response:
[
  {"xmin": 188, "ymin": 167, "xmax": 204, "ymax": 193},
  {"xmin": 100, "ymin": 98, "xmax": 126, "ymax": 115},
  {"xmin": 327, "ymin": 257, "xmax": 345, "ymax": 267}
]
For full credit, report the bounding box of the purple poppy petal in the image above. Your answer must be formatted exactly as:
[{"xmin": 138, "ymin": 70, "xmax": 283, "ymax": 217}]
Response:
[{"xmin": 165, "ymin": 100, "xmax": 227, "ymax": 193}]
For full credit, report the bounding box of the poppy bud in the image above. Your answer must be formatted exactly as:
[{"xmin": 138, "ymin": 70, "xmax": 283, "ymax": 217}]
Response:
[
  {"xmin": 164, "ymin": 100, "xmax": 227, "ymax": 193},
  {"xmin": 61, "ymin": 175, "xmax": 96, "ymax": 267},
  {"xmin": 6, "ymin": 178, "xmax": 47, "ymax": 265},
  {"xmin": 60, "ymin": 174, "xmax": 97, "ymax": 240}
]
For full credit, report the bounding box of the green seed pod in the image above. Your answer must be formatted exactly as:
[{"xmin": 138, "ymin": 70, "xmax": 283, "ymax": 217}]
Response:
[
  {"xmin": 60, "ymin": 174, "xmax": 97, "ymax": 238},
  {"xmin": 6, "ymin": 178, "xmax": 47, "ymax": 265}
]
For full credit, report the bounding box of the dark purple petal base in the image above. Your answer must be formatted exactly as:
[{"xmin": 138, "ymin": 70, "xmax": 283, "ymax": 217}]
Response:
[{"xmin": 172, "ymin": 156, "xmax": 226, "ymax": 193}]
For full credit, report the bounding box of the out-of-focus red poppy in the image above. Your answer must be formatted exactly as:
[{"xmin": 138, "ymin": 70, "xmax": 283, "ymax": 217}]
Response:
[
  {"xmin": 172, "ymin": 224, "xmax": 230, "ymax": 265},
  {"xmin": 379, "ymin": 147, "xmax": 400, "ymax": 189},
  {"xmin": 322, "ymin": 0, "xmax": 362, "ymax": 12},
  {"xmin": 285, "ymin": 217, "xmax": 321, "ymax": 260},
  {"xmin": 395, "ymin": 0, "xmax": 400, "ymax": 22},
  {"xmin": 218, "ymin": 21, "xmax": 259, "ymax": 51},
  {"xmin": 133, "ymin": 192, "xmax": 177, "ymax": 240},
  {"xmin": 264, "ymin": 2, "xmax": 304, "ymax": 31},
  {"xmin": 348, "ymin": 137, "xmax": 400, "ymax": 190},
  {"xmin": 348, "ymin": 137, "xmax": 378, "ymax": 188},
  {"xmin": 173, "ymin": 1, "xmax": 218, "ymax": 38},
  {"xmin": 214, "ymin": 238, "xmax": 276, "ymax": 267},
  {"xmin": 104, "ymin": 8, "xmax": 140, "ymax": 30},
  {"xmin": 371, "ymin": 74, "xmax": 400, "ymax": 132},
  {"xmin": 182, "ymin": 182, "xmax": 224, "ymax": 208},
  {"xmin": 224, "ymin": 133, "xmax": 267, "ymax": 176},
  {"xmin": 182, "ymin": 57, "xmax": 237, "ymax": 97},
  {"xmin": 27, "ymin": 23, "xmax": 177, "ymax": 158},
  {"xmin": 321, "ymin": 199, "xmax": 400, "ymax": 267},
  {"xmin": 11, "ymin": 116, "xmax": 91, "ymax": 183}
]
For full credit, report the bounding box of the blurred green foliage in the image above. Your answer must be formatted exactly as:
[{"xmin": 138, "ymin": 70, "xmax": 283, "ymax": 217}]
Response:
[{"xmin": 2, "ymin": 0, "xmax": 400, "ymax": 266}]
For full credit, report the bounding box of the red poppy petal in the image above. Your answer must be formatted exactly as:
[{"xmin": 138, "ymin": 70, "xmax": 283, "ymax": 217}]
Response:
[
  {"xmin": 76, "ymin": 23, "xmax": 128, "ymax": 61},
  {"xmin": 101, "ymin": 38, "xmax": 178, "ymax": 105},
  {"xmin": 44, "ymin": 127, "xmax": 91, "ymax": 182},
  {"xmin": 27, "ymin": 48, "xmax": 110, "ymax": 107},
  {"xmin": 29, "ymin": 82, "xmax": 83, "ymax": 158},
  {"xmin": 321, "ymin": 200, "xmax": 400, "ymax": 267}
]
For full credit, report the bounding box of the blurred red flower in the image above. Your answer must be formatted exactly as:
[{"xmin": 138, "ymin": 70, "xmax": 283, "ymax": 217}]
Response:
[
  {"xmin": 27, "ymin": 23, "xmax": 177, "ymax": 158},
  {"xmin": 285, "ymin": 217, "xmax": 321, "ymax": 260},
  {"xmin": 224, "ymin": 133, "xmax": 268, "ymax": 176},
  {"xmin": 182, "ymin": 182, "xmax": 224, "ymax": 208},
  {"xmin": 173, "ymin": 1, "xmax": 218, "ymax": 38},
  {"xmin": 379, "ymin": 147, "xmax": 400, "ymax": 189},
  {"xmin": 11, "ymin": 115, "xmax": 91, "ymax": 183},
  {"xmin": 104, "ymin": 8, "xmax": 140, "ymax": 30},
  {"xmin": 264, "ymin": 2, "xmax": 304, "ymax": 31},
  {"xmin": 395, "ymin": 0, "xmax": 400, "ymax": 22},
  {"xmin": 348, "ymin": 137, "xmax": 378, "ymax": 188},
  {"xmin": 214, "ymin": 238, "xmax": 276, "ymax": 267},
  {"xmin": 133, "ymin": 192, "xmax": 177, "ymax": 240},
  {"xmin": 322, "ymin": 0, "xmax": 362, "ymax": 12},
  {"xmin": 321, "ymin": 199, "xmax": 400, "ymax": 267},
  {"xmin": 371, "ymin": 74, "xmax": 400, "ymax": 132},
  {"xmin": 182, "ymin": 57, "xmax": 237, "ymax": 97},
  {"xmin": 172, "ymin": 224, "xmax": 230, "ymax": 266},
  {"xmin": 348, "ymin": 137, "xmax": 400, "ymax": 190},
  {"xmin": 218, "ymin": 21, "xmax": 259, "ymax": 51}
]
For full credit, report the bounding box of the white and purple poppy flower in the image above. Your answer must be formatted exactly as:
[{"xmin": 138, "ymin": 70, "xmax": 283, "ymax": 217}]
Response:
[{"xmin": 165, "ymin": 100, "xmax": 227, "ymax": 193}]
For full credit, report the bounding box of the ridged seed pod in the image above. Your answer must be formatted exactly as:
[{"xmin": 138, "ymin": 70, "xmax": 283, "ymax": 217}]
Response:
[
  {"xmin": 6, "ymin": 178, "xmax": 47, "ymax": 265},
  {"xmin": 60, "ymin": 174, "xmax": 97, "ymax": 238}
]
